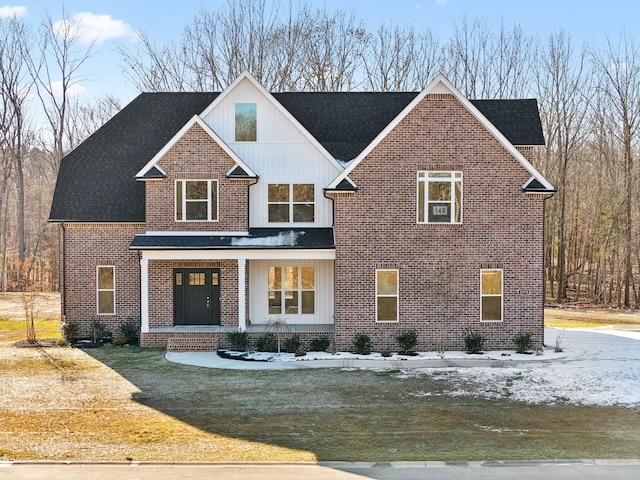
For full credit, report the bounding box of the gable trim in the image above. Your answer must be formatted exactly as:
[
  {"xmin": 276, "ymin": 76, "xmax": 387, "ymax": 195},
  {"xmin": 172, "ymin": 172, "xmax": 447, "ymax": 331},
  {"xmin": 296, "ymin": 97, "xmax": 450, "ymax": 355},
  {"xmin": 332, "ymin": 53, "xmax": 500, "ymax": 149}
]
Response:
[
  {"xmin": 135, "ymin": 115, "xmax": 257, "ymax": 179},
  {"xmin": 327, "ymin": 74, "xmax": 554, "ymax": 192},
  {"xmin": 199, "ymin": 70, "xmax": 345, "ymax": 173}
]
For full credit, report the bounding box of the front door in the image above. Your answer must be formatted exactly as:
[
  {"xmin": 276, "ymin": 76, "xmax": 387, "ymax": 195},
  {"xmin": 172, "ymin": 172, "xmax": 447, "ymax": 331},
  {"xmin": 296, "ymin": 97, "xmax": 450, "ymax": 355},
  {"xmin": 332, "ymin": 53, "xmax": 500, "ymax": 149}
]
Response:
[{"xmin": 173, "ymin": 268, "xmax": 221, "ymax": 325}]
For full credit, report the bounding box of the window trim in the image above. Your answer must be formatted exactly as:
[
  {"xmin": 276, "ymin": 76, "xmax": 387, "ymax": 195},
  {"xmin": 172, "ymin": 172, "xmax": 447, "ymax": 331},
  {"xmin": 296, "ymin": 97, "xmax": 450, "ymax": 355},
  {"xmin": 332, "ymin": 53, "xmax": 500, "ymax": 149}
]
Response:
[
  {"xmin": 175, "ymin": 179, "xmax": 219, "ymax": 222},
  {"xmin": 267, "ymin": 265, "xmax": 316, "ymax": 316},
  {"xmin": 417, "ymin": 171, "xmax": 463, "ymax": 224},
  {"xmin": 480, "ymin": 268, "xmax": 503, "ymax": 323},
  {"xmin": 267, "ymin": 183, "xmax": 315, "ymax": 224},
  {"xmin": 375, "ymin": 269, "xmax": 399, "ymax": 323},
  {"xmin": 96, "ymin": 265, "xmax": 115, "ymax": 315}
]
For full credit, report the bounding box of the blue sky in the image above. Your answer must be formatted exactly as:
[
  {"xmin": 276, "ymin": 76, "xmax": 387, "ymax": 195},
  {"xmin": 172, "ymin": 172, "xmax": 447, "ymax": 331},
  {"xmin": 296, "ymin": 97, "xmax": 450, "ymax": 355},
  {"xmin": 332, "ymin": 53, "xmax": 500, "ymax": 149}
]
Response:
[{"xmin": 2, "ymin": 0, "xmax": 639, "ymax": 104}]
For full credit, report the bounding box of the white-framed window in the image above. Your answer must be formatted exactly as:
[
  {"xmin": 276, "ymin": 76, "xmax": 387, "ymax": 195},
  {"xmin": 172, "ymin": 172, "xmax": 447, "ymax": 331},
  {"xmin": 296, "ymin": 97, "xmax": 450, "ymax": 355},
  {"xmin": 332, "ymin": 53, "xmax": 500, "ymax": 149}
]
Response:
[
  {"xmin": 417, "ymin": 171, "xmax": 462, "ymax": 223},
  {"xmin": 97, "ymin": 265, "xmax": 115, "ymax": 315},
  {"xmin": 268, "ymin": 183, "xmax": 315, "ymax": 223},
  {"xmin": 376, "ymin": 269, "xmax": 398, "ymax": 322},
  {"xmin": 268, "ymin": 266, "xmax": 315, "ymax": 315},
  {"xmin": 235, "ymin": 103, "xmax": 257, "ymax": 141},
  {"xmin": 175, "ymin": 179, "xmax": 218, "ymax": 222},
  {"xmin": 481, "ymin": 269, "xmax": 503, "ymax": 322}
]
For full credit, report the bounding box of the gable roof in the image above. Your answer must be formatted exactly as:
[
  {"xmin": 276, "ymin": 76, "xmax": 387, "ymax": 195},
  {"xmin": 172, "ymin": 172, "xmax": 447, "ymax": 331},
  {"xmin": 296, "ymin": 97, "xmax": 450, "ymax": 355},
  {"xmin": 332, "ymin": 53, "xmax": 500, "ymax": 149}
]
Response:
[
  {"xmin": 50, "ymin": 78, "xmax": 549, "ymax": 223},
  {"xmin": 49, "ymin": 92, "xmax": 218, "ymax": 222},
  {"xmin": 328, "ymin": 74, "xmax": 553, "ymax": 192},
  {"xmin": 135, "ymin": 115, "xmax": 257, "ymax": 180}
]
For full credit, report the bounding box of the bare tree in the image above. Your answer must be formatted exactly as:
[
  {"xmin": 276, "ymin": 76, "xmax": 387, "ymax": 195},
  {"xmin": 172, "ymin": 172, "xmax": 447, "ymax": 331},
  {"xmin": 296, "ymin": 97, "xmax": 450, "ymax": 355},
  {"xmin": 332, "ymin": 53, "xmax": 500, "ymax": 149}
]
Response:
[
  {"xmin": 590, "ymin": 30, "xmax": 640, "ymax": 307},
  {"xmin": 363, "ymin": 23, "xmax": 418, "ymax": 91},
  {"xmin": 535, "ymin": 30, "xmax": 591, "ymax": 303},
  {"xmin": 27, "ymin": 9, "xmax": 95, "ymax": 169}
]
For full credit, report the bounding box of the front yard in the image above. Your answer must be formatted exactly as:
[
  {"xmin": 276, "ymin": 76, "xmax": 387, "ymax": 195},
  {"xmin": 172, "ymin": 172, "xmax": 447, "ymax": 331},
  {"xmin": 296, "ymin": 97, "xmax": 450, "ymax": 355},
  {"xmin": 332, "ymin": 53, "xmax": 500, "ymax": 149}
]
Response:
[{"xmin": 1, "ymin": 293, "xmax": 639, "ymax": 461}]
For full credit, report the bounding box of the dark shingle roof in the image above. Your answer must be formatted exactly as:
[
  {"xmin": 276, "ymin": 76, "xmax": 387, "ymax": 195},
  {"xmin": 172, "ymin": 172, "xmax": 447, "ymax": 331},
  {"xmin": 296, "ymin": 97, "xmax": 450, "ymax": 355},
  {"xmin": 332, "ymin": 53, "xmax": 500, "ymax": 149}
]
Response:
[
  {"xmin": 49, "ymin": 92, "xmax": 219, "ymax": 222},
  {"xmin": 470, "ymin": 99, "xmax": 545, "ymax": 146},
  {"xmin": 50, "ymin": 91, "xmax": 544, "ymax": 223}
]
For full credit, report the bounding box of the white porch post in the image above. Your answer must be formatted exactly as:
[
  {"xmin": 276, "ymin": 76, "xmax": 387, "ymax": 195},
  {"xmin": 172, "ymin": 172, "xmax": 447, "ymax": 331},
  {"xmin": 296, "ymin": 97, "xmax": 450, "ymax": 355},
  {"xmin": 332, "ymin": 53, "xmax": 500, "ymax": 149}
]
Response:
[
  {"xmin": 140, "ymin": 256, "xmax": 149, "ymax": 333},
  {"xmin": 238, "ymin": 257, "xmax": 246, "ymax": 332}
]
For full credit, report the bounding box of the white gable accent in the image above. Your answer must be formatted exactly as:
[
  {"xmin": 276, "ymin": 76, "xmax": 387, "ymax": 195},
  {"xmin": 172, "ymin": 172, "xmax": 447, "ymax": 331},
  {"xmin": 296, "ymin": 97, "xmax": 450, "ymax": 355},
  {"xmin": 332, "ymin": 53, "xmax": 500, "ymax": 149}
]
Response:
[
  {"xmin": 135, "ymin": 115, "xmax": 257, "ymax": 179},
  {"xmin": 200, "ymin": 71, "xmax": 344, "ymax": 172},
  {"xmin": 328, "ymin": 74, "xmax": 555, "ymax": 192}
]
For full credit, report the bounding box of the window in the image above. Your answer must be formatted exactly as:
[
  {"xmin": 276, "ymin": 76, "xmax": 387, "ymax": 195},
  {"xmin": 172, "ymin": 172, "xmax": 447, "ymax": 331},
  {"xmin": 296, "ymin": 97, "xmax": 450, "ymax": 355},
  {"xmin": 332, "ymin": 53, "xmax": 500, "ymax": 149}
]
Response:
[
  {"xmin": 175, "ymin": 180, "xmax": 218, "ymax": 221},
  {"xmin": 268, "ymin": 266, "xmax": 315, "ymax": 315},
  {"xmin": 481, "ymin": 269, "xmax": 503, "ymax": 322},
  {"xmin": 376, "ymin": 269, "xmax": 398, "ymax": 322},
  {"xmin": 235, "ymin": 103, "xmax": 257, "ymax": 141},
  {"xmin": 417, "ymin": 171, "xmax": 462, "ymax": 223},
  {"xmin": 97, "ymin": 266, "xmax": 115, "ymax": 315},
  {"xmin": 268, "ymin": 184, "xmax": 314, "ymax": 223}
]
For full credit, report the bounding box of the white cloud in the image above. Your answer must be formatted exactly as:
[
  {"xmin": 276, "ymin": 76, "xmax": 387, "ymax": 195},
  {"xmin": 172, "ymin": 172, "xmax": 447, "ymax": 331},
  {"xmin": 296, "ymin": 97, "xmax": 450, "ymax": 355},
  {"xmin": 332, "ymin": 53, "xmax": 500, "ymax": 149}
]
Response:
[
  {"xmin": 0, "ymin": 5, "xmax": 27, "ymax": 18},
  {"xmin": 52, "ymin": 12, "xmax": 137, "ymax": 45},
  {"xmin": 49, "ymin": 81, "xmax": 87, "ymax": 98},
  {"xmin": 435, "ymin": 0, "xmax": 448, "ymax": 6}
]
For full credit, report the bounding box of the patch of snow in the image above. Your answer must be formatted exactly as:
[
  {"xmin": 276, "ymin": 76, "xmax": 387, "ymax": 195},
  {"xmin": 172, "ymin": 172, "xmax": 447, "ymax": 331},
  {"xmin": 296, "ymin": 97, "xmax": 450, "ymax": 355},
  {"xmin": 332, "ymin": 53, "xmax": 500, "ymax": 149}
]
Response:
[{"xmin": 231, "ymin": 230, "xmax": 303, "ymax": 247}]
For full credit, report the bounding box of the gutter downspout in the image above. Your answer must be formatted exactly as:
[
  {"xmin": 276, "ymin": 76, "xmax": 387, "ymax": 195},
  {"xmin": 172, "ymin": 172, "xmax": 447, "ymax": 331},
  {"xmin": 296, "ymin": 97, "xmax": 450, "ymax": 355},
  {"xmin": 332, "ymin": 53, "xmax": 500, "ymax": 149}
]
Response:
[
  {"xmin": 60, "ymin": 222, "xmax": 67, "ymax": 321},
  {"xmin": 542, "ymin": 194, "xmax": 554, "ymax": 347}
]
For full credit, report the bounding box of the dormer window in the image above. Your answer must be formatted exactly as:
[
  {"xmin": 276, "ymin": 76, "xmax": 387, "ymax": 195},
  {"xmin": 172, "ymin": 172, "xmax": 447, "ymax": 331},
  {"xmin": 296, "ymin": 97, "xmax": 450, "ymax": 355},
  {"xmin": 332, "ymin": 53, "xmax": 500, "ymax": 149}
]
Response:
[
  {"xmin": 235, "ymin": 103, "xmax": 257, "ymax": 141},
  {"xmin": 175, "ymin": 180, "xmax": 218, "ymax": 222}
]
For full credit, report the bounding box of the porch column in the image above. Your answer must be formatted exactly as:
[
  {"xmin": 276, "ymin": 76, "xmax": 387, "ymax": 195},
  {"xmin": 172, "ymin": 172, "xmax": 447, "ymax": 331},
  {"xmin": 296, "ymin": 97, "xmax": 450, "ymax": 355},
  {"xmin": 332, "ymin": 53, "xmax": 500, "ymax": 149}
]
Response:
[
  {"xmin": 140, "ymin": 256, "xmax": 149, "ymax": 333},
  {"xmin": 238, "ymin": 257, "xmax": 246, "ymax": 332}
]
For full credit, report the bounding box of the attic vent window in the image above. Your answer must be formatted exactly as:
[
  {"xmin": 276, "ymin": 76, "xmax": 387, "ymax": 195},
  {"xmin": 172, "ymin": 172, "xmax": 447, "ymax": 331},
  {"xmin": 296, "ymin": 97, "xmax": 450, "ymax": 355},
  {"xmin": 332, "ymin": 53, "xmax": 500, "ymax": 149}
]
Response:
[{"xmin": 235, "ymin": 103, "xmax": 257, "ymax": 141}]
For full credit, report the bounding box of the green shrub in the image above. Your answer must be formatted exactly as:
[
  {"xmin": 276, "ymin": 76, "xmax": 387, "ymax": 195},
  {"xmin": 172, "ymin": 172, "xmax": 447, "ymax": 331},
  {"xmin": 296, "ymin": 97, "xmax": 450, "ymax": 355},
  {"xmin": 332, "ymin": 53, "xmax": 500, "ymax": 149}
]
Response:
[
  {"xmin": 62, "ymin": 321, "xmax": 80, "ymax": 343},
  {"xmin": 227, "ymin": 331, "xmax": 248, "ymax": 351},
  {"xmin": 353, "ymin": 333, "xmax": 372, "ymax": 355},
  {"xmin": 116, "ymin": 319, "xmax": 139, "ymax": 345},
  {"xmin": 514, "ymin": 333, "xmax": 533, "ymax": 354},
  {"xmin": 284, "ymin": 334, "xmax": 302, "ymax": 353},
  {"xmin": 310, "ymin": 336, "xmax": 331, "ymax": 352},
  {"xmin": 464, "ymin": 330, "xmax": 484, "ymax": 354},
  {"xmin": 395, "ymin": 329, "xmax": 417, "ymax": 354},
  {"xmin": 90, "ymin": 320, "xmax": 110, "ymax": 344},
  {"xmin": 256, "ymin": 333, "xmax": 277, "ymax": 352}
]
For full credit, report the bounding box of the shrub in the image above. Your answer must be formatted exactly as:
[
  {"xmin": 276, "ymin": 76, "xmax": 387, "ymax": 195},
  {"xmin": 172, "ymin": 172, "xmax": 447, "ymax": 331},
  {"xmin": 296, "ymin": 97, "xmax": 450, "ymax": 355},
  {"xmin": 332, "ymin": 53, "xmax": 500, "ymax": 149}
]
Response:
[
  {"xmin": 256, "ymin": 333, "xmax": 277, "ymax": 352},
  {"xmin": 514, "ymin": 333, "xmax": 533, "ymax": 354},
  {"xmin": 227, "ymin": 331, "xmax": 248, "ymax": 351},
  {"xmin": 284, "ymin": 334, "xmax": 302, "ymax": 353},
  {"xmin": 464, "ymin": 330, "xmax": 484, "ymax": 354},
  {"xmin": 353, "ymin": 333, "xmax": 372, "ymax": 355},
  {"xmin": 395, "ymin": 329, "xmax": 417, "ymax": 354},
  {"xmin": 310, "ymin": 336, "xmax": 331, "ymax": 352},
  {"xmin": 90, "ymin": 320, "xmax": 110, "ymax": 344},
  {"xmin": 117, "ymin": 319, "xmax": 139, "ymax": 345},
  {"xmin": 62, "ymin": 321, "xmax": 80, "ymax": 343}
]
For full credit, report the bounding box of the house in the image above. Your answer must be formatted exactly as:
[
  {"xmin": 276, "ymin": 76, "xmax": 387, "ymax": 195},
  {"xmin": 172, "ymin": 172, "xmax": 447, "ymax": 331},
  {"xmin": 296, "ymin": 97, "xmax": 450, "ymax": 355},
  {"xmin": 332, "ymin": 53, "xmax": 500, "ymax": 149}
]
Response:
[{"xmin": 49, "ymin": 72, "xmax": 555, "ymax": 352}]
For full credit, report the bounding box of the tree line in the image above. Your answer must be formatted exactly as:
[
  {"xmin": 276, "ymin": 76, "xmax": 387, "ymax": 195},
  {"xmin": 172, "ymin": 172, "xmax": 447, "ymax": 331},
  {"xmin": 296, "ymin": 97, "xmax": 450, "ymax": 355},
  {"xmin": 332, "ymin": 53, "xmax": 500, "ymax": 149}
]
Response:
[{"xmin": 1, "ymin": 0, "xmax": 639, "ymax": 308}]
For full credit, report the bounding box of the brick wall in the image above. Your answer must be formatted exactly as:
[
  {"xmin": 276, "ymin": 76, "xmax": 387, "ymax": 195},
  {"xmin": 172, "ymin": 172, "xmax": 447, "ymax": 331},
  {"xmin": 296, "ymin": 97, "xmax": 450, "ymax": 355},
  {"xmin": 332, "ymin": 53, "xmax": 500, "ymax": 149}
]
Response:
[
  {"xmin": 146, "ymin": 123, "xmax": 250, "ymax": 232},
  {"xmin": 61, "ymin": 223, "xmax": 144, "ymax": 337},
  {"xmin": 333, "ymin": 93, "xmax": 545, "ymax": 351}
]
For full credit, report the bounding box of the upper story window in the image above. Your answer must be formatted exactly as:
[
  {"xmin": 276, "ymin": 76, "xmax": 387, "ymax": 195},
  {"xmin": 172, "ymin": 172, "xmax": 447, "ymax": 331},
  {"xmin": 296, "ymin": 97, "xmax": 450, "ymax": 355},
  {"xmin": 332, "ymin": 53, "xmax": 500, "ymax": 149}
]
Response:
[
  {"xmin": 175, "ymin": 180, "xmax": 218, "ymax": 222},
  {"xmin": 235, "ymin": 103, "xmax": 257, "ymax": 141},
  {"xmin": 268, "ymin": 183, "xmax": 315, "ymax": 223},
  {"xmin": 417, "ymin": 171, "xmax": 462, "ymax": 224}
]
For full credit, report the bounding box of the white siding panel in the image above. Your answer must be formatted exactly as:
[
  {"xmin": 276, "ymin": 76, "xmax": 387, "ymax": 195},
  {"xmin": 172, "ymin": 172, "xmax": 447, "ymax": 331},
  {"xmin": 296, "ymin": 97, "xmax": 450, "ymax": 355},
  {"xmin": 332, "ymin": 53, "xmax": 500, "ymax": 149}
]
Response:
[
  {"xmin": 202, "ymin": 78, "xmax": 341, "ymax": 227},
  {"xmin": 249, "ymin": 259, "xmax": 334, "ymax": 325}
]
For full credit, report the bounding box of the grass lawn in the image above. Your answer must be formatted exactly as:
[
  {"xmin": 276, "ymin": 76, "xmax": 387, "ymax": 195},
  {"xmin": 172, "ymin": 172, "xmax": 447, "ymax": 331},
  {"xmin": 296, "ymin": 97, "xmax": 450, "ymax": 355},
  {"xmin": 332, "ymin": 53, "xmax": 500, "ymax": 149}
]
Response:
[
  {"xmin": 1, "ymin": 293, "xmax": 639, "ymax": 461},
  {"xmin": 544, "ymin": 306, "xmax": 640, "ymax": 329},
  {"xmin": 0, "ymin": 344, "xmax": 639, "ymax": 462}
]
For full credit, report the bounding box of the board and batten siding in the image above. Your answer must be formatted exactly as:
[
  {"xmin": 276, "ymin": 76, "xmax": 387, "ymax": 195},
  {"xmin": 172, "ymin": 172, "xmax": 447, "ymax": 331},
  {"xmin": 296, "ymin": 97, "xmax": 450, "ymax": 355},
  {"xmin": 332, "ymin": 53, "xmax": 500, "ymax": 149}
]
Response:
[
  {"xmin": 203, "ymin": 77, "xmax": 341, "ymax": 228},
  {"xmin": 248, "ymin": 259, "xmax": 334, "ymax": 325}
]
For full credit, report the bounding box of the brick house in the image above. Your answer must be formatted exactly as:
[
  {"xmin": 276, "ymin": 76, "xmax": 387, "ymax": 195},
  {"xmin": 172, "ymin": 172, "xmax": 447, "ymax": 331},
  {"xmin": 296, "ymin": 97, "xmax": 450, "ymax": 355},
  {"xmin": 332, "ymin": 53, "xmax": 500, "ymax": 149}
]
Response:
[{"xmin": 49, "ymin": 72, "xmax": 555, "ymax": 352}]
